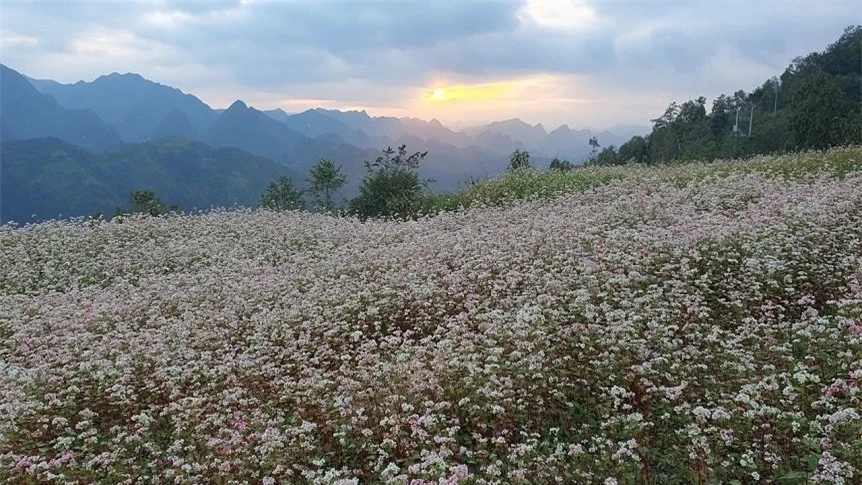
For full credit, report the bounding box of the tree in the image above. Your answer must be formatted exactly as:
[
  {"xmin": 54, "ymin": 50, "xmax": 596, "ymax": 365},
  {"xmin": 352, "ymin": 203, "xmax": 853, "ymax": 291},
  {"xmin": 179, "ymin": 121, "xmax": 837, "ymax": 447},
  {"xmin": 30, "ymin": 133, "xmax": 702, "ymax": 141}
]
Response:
[
  {"xmin": 618, "ymin": 136, "xmax": 648, "ymax": 164},
  {"xmin": 306, "ymin": 158, "xmax": 347, "ymax": 211},
  {"xmin": 260, "ymin": 176, "xmax": 304, "ymax": 211},
  {"xmin": 594, "ymin": 145, "xmax": 621, "ymax": 166},
  {"xmin": 677, "ymin": 97, "xmax": 707, "ymax": 124},
  {"xmin": 349, "ymin": 144, "xmax": 428, "ymax": 220},
  {"xmin": 508, "ymin": 149, "xmax": 532, "ymax": 171},
  {"xmin": 115, "ymin": 189, "xmax": 178, "ymax": 217},
  {"xmin": 709, "ymin": 95, "xmax": 734, "ymax": 140},
  {"xmin": 604, "ymin": 27, "xmax": 860, "ymax": 164},
  {"xmin": 790, "ymin": 68, "xmax": 851, "ymax": 149},
  {"xmin": 588, "ymin": 137, "xmax": 600, "ymax": 157},
  {"xmin": 650, "ymin": 103, "xmax": 680, "ymax": 130},
  {"xmin": 549, "ymin": 158, "xmax": 574, "ymax": 171}
]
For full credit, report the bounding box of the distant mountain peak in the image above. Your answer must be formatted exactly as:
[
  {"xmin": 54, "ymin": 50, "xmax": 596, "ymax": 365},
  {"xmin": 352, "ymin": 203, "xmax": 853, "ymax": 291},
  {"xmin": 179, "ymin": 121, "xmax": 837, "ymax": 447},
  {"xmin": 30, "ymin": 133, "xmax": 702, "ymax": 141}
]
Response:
[
  {"xmin": 227, "ymin": 100, "xmax": 248, "ymax": 111},
  {"xmin": 0, "ymin": 64, "xmax": 121, "ymax": 148},
  {"xmin": 497, "ymin": 118, "xmax": 530, "ymax": 126},
  {"xmin": 151, "ymin": 108, "xmax": 197, "ymax": 140},
  {"xmin": 93, "ymin": 72, "xmax": 147, "ymax": 84},
  {"xmin": 108, "ymin": 72, "xmax": 144, "ymax": 79}
]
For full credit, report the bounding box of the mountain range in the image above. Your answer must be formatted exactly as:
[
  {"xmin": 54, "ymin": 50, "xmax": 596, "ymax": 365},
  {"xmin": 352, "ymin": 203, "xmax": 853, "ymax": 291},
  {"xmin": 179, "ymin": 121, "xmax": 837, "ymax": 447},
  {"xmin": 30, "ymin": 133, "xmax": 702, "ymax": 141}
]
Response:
[
  {"xmin": 1, "ymin": 63, "xmax": 646, "ymax": 222},
  {"xmin": 1, "ymin": 137, "xmax": 295, "ymax": 224}
]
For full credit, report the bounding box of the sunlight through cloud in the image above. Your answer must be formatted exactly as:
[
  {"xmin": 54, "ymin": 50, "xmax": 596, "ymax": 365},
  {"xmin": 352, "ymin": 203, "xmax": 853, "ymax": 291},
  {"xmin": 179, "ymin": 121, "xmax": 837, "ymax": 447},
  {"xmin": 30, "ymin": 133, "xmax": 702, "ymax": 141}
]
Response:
[
  {"xmin": 424, "ymin": 82, "xmax": 513, "ymax": 103},
  {"xmin": 519, "ymin": 0, "xmax": 599, "ymax": 31}
]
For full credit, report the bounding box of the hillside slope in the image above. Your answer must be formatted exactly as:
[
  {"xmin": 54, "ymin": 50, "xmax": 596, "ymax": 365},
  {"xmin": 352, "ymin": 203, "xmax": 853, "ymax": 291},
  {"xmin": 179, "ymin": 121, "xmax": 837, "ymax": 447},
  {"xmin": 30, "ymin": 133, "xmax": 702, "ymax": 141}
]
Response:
[
  {"xmin": 0, "ymin": 137, "xmax": 292, "ymax": 222},
  {"xmin": 1, "ymin": 64, "xmax": 121, "ymax": 149}
]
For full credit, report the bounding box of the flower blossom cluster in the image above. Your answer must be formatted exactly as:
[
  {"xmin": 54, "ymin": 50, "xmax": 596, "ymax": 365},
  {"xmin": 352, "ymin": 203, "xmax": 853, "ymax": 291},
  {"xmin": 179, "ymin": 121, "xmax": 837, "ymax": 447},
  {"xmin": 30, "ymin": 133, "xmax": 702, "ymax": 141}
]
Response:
[{"xmin": 1, "ymin": 152, "xmax": 861, "ymax": 483}]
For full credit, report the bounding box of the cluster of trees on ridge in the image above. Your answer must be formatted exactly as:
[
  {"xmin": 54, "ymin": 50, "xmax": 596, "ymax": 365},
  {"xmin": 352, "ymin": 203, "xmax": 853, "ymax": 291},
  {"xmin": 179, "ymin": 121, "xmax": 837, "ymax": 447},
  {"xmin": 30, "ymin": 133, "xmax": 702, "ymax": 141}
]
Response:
[{"xmin": 582, "ymin": 25, "xmax": 861, "ymax": 167}]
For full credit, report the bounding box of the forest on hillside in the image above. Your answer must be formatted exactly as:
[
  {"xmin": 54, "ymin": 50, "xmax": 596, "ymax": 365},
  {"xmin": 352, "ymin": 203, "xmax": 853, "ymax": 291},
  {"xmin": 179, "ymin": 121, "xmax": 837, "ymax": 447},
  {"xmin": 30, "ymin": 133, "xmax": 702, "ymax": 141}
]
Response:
[{"xmin": 587, "ymin": 26, "xmax": 861, "ymax": 166}]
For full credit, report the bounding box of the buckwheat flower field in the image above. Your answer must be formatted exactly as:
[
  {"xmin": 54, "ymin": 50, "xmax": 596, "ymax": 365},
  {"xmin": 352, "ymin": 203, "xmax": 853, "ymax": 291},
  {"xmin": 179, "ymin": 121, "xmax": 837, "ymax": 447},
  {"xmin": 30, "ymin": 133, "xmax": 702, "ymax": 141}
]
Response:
[{"xmin": 2, "ymin": 149, "xmax": 861, "ymax": 484}]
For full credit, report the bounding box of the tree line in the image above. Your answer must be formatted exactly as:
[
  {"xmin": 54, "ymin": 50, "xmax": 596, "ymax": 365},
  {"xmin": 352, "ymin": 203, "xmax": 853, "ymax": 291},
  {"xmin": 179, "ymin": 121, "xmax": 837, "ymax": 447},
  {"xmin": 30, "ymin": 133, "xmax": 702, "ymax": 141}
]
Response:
[
  {"xmin": 114, "ymin": 144, "xmax": 428, "ymax": 221},
  {"xmin": 118, "ymin": 141, "xmax": 536, "ymax": 221},
  {"xmin": 583, "ymin": 25, "xmax": 861, "ymax": 166}
]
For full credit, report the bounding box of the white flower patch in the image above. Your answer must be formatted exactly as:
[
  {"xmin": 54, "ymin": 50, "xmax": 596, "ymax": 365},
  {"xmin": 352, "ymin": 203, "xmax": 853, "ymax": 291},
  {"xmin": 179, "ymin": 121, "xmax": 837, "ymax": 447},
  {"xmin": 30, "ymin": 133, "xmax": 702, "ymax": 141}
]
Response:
[{"xmin": 2, "ymin": 151, "xmax": 862, "ymax": 482}]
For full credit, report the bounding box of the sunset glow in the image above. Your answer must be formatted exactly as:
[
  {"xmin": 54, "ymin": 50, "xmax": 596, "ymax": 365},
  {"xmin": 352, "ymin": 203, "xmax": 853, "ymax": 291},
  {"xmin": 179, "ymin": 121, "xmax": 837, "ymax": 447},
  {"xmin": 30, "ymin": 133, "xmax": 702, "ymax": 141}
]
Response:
[{"xmin": 424, "ymin": 82, "xmax": 512, "ymax": 103}]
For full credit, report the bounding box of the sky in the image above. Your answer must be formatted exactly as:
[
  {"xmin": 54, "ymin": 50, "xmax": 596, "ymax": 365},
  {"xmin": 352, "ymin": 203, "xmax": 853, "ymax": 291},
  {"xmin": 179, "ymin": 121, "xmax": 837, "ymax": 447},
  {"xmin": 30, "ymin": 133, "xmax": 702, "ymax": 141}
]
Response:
[{"xmin": 1, "ymin": 0, "xmax": 859, "ymax": 131}]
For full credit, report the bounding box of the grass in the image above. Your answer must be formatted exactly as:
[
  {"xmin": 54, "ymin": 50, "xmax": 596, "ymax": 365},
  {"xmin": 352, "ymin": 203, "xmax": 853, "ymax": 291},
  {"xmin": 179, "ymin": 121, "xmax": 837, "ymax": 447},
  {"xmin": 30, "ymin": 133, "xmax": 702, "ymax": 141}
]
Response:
[{"xmin": 422, "ymin": 145, "xmax": 862, "ymax": 213}]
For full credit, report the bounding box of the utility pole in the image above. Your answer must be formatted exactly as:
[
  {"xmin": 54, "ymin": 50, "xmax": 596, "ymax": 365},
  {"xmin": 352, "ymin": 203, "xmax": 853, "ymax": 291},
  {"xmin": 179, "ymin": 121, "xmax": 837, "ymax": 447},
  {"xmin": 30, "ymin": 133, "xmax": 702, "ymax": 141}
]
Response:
[
  {"xmin": 748, "ymin": 104, "xmax": 754, "ymax": 137},
  {"xmin": 734, "ymin": 107, "xmax": 740, "ymax": 137},
  {"xmin": 773, "ymin": 78, "xmax": 779, "ymax": 115},
  {"xmin": 773, "ymin": 86, "xmax": 778, "ymax": 115}
]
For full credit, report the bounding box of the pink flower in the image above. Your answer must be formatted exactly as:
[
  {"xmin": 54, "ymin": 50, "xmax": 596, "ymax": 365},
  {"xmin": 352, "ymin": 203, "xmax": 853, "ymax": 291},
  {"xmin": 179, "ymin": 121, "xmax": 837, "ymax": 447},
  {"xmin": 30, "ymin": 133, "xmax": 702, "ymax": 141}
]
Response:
[
  {"xmin": 233, "ymin": 419, "xmax": 247, "ymax": 431},
  {"xmin": 824, "ymin": 379, "xmax": 849, "ymax": 397},
  {"xmin": 569, "ymin": 444, "xmax": 584, "ymax": 456},
  {"xmin": 59, "ymin": 450, "xmax": 75, "ymax": 463}
]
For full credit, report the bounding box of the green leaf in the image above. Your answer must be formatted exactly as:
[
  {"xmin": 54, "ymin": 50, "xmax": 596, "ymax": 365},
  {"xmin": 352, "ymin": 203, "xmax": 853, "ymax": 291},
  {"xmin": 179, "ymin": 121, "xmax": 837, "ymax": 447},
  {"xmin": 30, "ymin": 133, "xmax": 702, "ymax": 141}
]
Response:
[{"xmin": 777, "ymin": 471, "xmax": 808, "ymax": 482}]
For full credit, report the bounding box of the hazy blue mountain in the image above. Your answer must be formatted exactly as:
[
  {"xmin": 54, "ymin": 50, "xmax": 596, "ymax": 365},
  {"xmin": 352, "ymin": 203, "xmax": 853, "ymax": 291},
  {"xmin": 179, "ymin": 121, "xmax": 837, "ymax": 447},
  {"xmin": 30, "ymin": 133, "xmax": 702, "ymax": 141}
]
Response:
[
  {"xmin": 1, "ymin": 120, "xmax": 14, "ymax": 142},
  {"xmin": 483, "ymin": 119, "xmax": 548, "ymax": 147},
  {"xmin": 1, "ymin": 64, "xmax": 121, "ymax": 149},
  {"xmin": 474, "ymin": 130, "xmax": 521, "ymax": 155},
  {"xmin": 11, "ymin": 65, "xmax": 643, "ymax": 184},
  {"xmin": 28, "ymin": 71, "xmax": 216, "ymax": 141},
  {"xmin": 151, "ymin": 108, "xmax": 199, "ymax": 140},
  {"xmin": 286, "ymin": 111, "xmax": 380, "ymax": 148},
  {"xmin": 282, "ymin": 109, "xmax": 355, "ymax": 138},
  {"xmin": 203, "ymin": 100, "xmax": 309, "ymax": 163},
  {"xmin": 312, "ymin": 108, "xmax": 398, "ymax": 137},
  {"xmin": 308, "ymin": 110, "xmax": 630, "ymax": 163},
  {"xmin": 203, "ymin": 101, "xmax": 383, "ymax": 182},
  {"xmin": 594, "ymin": 130, "xmax": 628, "ymax": 148},
  {"xmin": 462, "ymin": 118, "xmax": 637, "ymax": 162},
  {"xmin": 309, "ymin": 109, "xmax": 477, "ymax": 149},
  {"xmin": 0, "ymin": 137, "xmax": 293, "ymax": 223},
  {"xmin": 380, "ymin": 134, "xmax": 509, "ymax": 190},
  {"xmin": 262, "ymin": 108, "xmax": 292, "ymax": 124},
  {"xmin": 414, "ymin": 138, "xmax": 510, "ymax": 190},
  {"xmin": 543, "ymin": 124, "xmax": 593, "ymax": 159},
  {"xmin": 23, "ymin": 75, "xmax": 66, "ymax": 92},
  {"xmin": 397, "ymin": 117, "xmax": 475, "ymax": 148},
  {"xmin": 267, "ymin": 109, "xmax": 375, "ymax": 150}
]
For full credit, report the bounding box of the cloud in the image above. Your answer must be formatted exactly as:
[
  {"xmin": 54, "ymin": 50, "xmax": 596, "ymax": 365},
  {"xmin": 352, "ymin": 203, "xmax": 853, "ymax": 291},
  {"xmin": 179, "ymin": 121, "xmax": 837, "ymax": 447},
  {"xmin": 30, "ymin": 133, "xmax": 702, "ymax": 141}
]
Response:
[
  {"xmin": 160, "ymin": 0, "xmax": 242, "ymax": 14},
  {"xmin": 0, "ymin": 32, "xmax": 40, "ymax": 50},
  {"xmin": 0, "ymin": 0, "xmax": 856, "ymax": 128},
  {"xmin": 519, "ymin": 0, "xmax": 601, "ymax": 32}
]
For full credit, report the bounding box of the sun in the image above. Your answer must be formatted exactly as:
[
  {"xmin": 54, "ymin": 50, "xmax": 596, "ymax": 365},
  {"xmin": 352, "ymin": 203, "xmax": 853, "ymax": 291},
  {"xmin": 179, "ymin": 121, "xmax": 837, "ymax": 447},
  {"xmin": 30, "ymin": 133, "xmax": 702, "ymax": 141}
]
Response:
[{"xmin": 424, "ymin": 82, "xmax": 515, "ymax": 104}]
